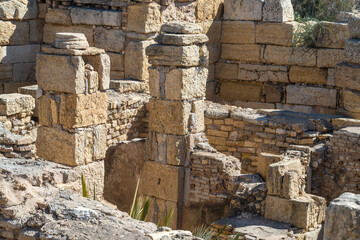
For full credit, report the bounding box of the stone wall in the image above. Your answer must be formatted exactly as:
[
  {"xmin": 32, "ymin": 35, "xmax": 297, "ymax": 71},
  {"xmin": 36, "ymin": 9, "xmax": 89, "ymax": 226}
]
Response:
[
  {"xmin": 215, "ymin": 0, "xmax": 352, "ymax": 115},
  {"xmin": 0, "ymin": 0, "xmax": 44, "ymax": 93}
]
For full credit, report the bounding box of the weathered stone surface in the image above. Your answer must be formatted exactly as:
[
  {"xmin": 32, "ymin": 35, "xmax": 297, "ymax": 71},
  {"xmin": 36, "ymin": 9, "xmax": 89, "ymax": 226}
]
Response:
[
  {"xmin": 0, "ymin": 45, "xmax": 40, "ymax": 64},
  {"xmin": 264, "ymin": 84, "xmax": 283, "ymax": 103},
  {"xmin": 148, "ymin": 99, "xmax": 191, "ymax": 135},
  {"xmin": 125, "ymin": 40, "xmax": 154, "ymax": 81},
  {"xmin": 13, "ymin": 62, "xmax": 35, "ymax": 82},
  {"xmin": 29, "ymin": 19, "xmax": 44, "ymax": 43},
  {"xmin": 263, "ymin": 0, "xmax": 294, "ymax": 22},
  {"xmin": 0, "ymin": 93, "xmax": 34, "ymax": 116},
  {"xmin": 110, "ymin": 80, "xmax": 146, "ymax": 93},
  {"xmin": 43, "ymin": 24, "xmax": 94, "ymax": 46},
  {"xmin": 265, "ymin": 195, "xmax": 326, "ymax": 229},
  {"xmin": 0, "ymin": 21, "xmax": 29, "ymax": 45},
  {"xmin": 221, "ymin": 21, "xmax": 256, "ymax": 44},
  {"xmin": 127, "ymin": 3, "xmax": 161, "ymax": 33},
  {"xmin": 45, "ymin": 8, "xmax": 72, "ymax": 25},
  {"xmin": 147, "ymin": 45, "xmax": 201, "ymax": 67},
  {"xmin": 36, "ymin": 54, "xmax": 86, "ymax": 94},
  {"xmin": 222, "ymin": 44, "xmax": 262, "ymax": 62},
  {"xmin": 317, "ymin": 49, "xmax": 345, "ymax": 68},
  {"xmin": 345, "ymin": 39, "xmax": 360, "ymax": 65},
  {"xmin": 258, "ymin": 153, "xmax": 282, "ymax": 179},
  {"xmin": 224, "ymin": 0, "xmax": 264, "ymax": 21},
  {"xmin": 343, "ymin": 89, "xmax": 360, "ymax": 113},
  {"xmin": 160, "ymin": 33, "xmax": 208, "ymax": 46},
  {"xmin": 53, "ymin": 32, "xmax": 89, "ymax": 50},
  {"xmin": 41, "ymin": 45, "xmax": 105, "ymax": 56},
  {"xmin": 315, "ymin": 22, "xmax": 350, "ymax": 49},
  {"xmin": 0, "ymin": 0, "xmax": 38, "ymax": 20},
  {"xmin": 323, "ymin": 193, "xmax": 360, "ymax": 240},
  {"xmin": 140, "ymin": 161, "xmax": 185, "ymax": 202},
  {"xmin": 108, "ymin": 52, "xmax": 124, "ymax": 71},
  {"xmin": 256, "ymin": 22, "xmax": 298, "ymax": 46},
  {"xmin": 348, "ymin": 17, "xmax": 360, "ymax": 38},
  {"xmin": 286, "ymin": 85, "xmax": 337, "ymax": 108},
  {"xmin": 83, "ymin": 54, "xmax": 110, "ymax": 90},
  {"xmin": 220, "ymin": 82, "xmax": 263, "ymax": 101},
  {"xmin": 335, "ymin": 63, "xmax": 360, "ymax": 91},
  {"xmin": 36, "ymin": 125, "xmax": 106, "ymax": 166},
  {"xmin": 71, "ymin": 7, "xmax": 122, "ymax": 27},
  {"xmin": 289, "ymin": 66, "xmax": 327, "ymax": 85},
  {"xmin": 264, "ymin": 45, "xmax": 316, "ymax": 67},
  {"xmin": 196, "ymin": 0, "xmax": 223, "ymax": 21},
  {"xmin": 161, "ymin": 21, "xmax": 202, "ymax": 34},
  {"xmin": 59, "ymin": 92, "xmax": 107, "ymax": 129},
  {"xmin": 215, "ymin": 62, "xmax": 238, "ymax": 80},
  {"xmin": 94, "ymin": 27, "xmax": 125, "ymax": 52},
  {"xmin": 238, "ymin": 64, "xmax": 289, "ymax": 83}
]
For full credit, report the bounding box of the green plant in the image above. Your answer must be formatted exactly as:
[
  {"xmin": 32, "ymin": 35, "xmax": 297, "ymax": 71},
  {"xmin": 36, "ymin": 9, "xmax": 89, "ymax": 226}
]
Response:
[
  {"xmin": 129, "ymin": 178, "xmax": 151, "ymax": 221},
  {"xmin": 81, "ymin": 173, "xmax": 88, "ymax": 198},
  {"xmin": 157, "ymin": 208, "xmax": 175, "ymax": 227},
  {"xmin": 292, "ymin": 21, "xmax": 330, "ymax": 50},
  {"xmin": 192, "ymin": 224, "xmax": 215, "ymax": 240}
]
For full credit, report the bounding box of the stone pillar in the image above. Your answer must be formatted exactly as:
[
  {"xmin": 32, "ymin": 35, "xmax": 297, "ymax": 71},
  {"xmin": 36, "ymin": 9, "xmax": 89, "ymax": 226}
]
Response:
[
  {"xmin": 142, "ymin": 22, "xmax": 209, "ymax": 229},
  {"xmin": 35, "ymin": 33, "xmax": 109, "ymax": 166},
  {"xmin": 335, "ymin": 17, "xmax": 360, "ymax": 119}
]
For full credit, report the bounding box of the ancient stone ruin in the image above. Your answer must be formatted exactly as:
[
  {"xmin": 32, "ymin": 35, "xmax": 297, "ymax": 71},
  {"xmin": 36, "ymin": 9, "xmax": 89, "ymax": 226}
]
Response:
[{"xmin": 0, "ymin": 0, "xmax": 360, "ymax": 239}]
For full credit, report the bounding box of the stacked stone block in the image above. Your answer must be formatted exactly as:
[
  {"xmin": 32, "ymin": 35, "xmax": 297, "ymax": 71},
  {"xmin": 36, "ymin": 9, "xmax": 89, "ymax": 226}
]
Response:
[
  {"xmin": 36, "ymin": 33, "xmax": 108, "ymax": 167},
  {"xmin": 0, "ymin": 93, "xmax": 37, "ymax": 158},
  {"xmin": 335, "ymin": 17, "xmax": 360, "ymax": 119},
  {"xmin": 217, "ymin": 0, "xmax": 350, "ymax": 115}
]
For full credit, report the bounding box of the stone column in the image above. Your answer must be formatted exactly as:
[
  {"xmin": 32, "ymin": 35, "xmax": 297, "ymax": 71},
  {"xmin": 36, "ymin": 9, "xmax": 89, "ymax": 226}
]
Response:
[
  {"xmin": 141, "ymin": 22, "xmax": 209, "ymax": 229},
  {"xmin": 35, "ymin": 33, "xmax": 110, "ymax": 196}
]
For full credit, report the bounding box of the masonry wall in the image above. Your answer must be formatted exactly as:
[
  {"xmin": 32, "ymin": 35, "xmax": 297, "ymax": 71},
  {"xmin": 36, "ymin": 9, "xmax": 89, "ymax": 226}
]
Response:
[{"xmin": 0, "ymin": 0, "xmax": 44, "ymax": 93}]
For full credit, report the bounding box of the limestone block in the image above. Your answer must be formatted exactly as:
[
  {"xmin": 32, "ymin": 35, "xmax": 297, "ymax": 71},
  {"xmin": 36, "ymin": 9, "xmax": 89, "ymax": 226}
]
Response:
[
  {"xmin": 256, "ymin": 22, "xmax": 298, "ymax": 46},
  {"xmin": 348, "ymin": 17, "xmax": 360, "ymax": 38},
  {"xmin": 317, "ymin": 49, "xmax": 345, "ymax": 68},
  {"xmin": 167, "ymin": 135, "xmax": 187, "ymax": 166},
  {"xmin": 191, "ymin": 100, "xmax": 205, "ymax": 133},
  {"xmin": 36, "ymin": 125, "xmax": 106, "ymax": 166},
  {"xmin": 163, "ymin": 67, "xmax": 207, "ymax": 100},
  {"xmin": 13, "ymin": 62, "xmax": 36, "ymax": 82},
  {"xmin": 0, "ymin": 21, "xmax": 29, "ymax": 45},
  {"xmin": 125, "ymin": 40, "xmax": 154, "ymax": 81},
  {"xmin": 343, "ymin": 89, "xmax": 360, "ymax": 113},
  {"xmin": 196, "ymin": 0, "xmax": 223, "ymax": 21},
  {"xmin": 161, "ymin": 21, "xmax": 202, "ymax": 34},
  {"xmin": 221, "ymin": 44, "xmax": 262, "ymax": 62},
  {"xmin": 160, "ymin": 34, "xmax": 208, "ymax": 46},
  {"xmin": 263, "ymin": 0, "xmax": 294, "ymax": 22},
  {"xmin": 148, "ymin": 99, "xmax": 191, "ymax": 135},
  {"xmin": 36, "ymin": 54, "xmax": 86, "ymax": 94},
  {"xmin": 264, "ymin": 84, "xmax": 283, "ymax": 103},
  {"xmin": 289, "ymin": 66, "xmax": 327, "ymax": 85},
  {"xmin": 3, "ymin": 82, "xmax": 35, "ymax": 94},
  {"xmin": 18, "ymin": 84, "xmax": 38, "ymax": 117},
  {"xmin": 147, "ymin": 45, "xmax": 201, "ymax": 67},
  {"xmin": 263, "ymin": 45, "xmax": 316, "ymax": 67},
  {"xmin": 45, "ymin": 9, "xmax": 72, "ymax": 25},
  {"xmin": 221, "ymin": 21, "xmax": 255, "ymax": 44},
  {"xmin": 83, "ymin": 54, "xmax": 110, "ymax": 90},
  {"xmin": 198, "ymin": 20, "xmax": 222, "ymax": 44},
  {"xmin": 0, "ymin": 64, "xmax": 12, "ymax": 81},
  {"xmin": 0, "ymin": 94, "xmax": 34, "ymax": 116},
  {"xmin": 265, "ymin": 195, "xmax": 326, "ymax": 229},
  {"xmin": 40, "ymin": 45, "xmax": 105, "ymax": 56},
  {"xmin": 43, "ymin": 24, "xmax": 94, "ymax": 46},
  {"xmin": 220, "ymin": 82, "xmax": 263, "ymax": 102},
  {"xmin": 238, "ymin": 64, "xmax": 289, "ymax": 83},
  {"xmin": 257, "ymin": 153, "xmax": 282, "ymax": 179},
  {"xmin": 215, "ymin": 62, "xmax": 238, "ymax": 80},
  {"xmin": 282, "ymin": 171, "xmax": 300, "ymax": 199},
  {"xmin": 53, "ymin": 33, "xmax": 89, "ymax": 50},
  {"xmin": 149, "ymin": 67, "xmax": 160, "ymax": 98},
  {"xmin": 94, "ymin": 27, "xmax": 125, "ymax": 52},
  {"xmin": 59, "ymin": 92, "xmax": 107, "ymax": 129},
  {"xmin": 71, "ymin": 7, "xmax": 122, "ymax": 27},
  {"xmin": 286, "ymin": 85, "xmax": 337, "ymax": 108},
  {"xmin": 0, "ymin": 0, "xmax": 38, "ymax": 20},
  {"xmin": 0, "ymin": 45, "xmax": 40, "ymax": 64},
  {"xmin": 38, "ymin": 93, "xmax": 59, "ymax": 127},
  {"xmin": 224, "ymin": 0, "xmax": 264, "ymax": 21},
  {"xmin": 315, "ymin": 22, "xmax": 349, "ymax": 49},
  {"xmin": 29, "ymin": 19, "xmax": 44, "ymax": 43},
  {"xmin": 267, "ymin": 159, "xmax": 302, "ymax": 197},
  {"xmin": 323, "ymin": 193, "xmax": 360, "ymax": 240},
  {"xmin": 108, "ymin": 52, "xmax": 124, "ymax": 71},
  {"xmin": 335, "ymin": 63, "xmax": 360, "ymax": 91},
  {"xmin": 345, "ymin": 39, "xmax": 360, "ymax": 65},
  {"xmin": 140, "ymin": 161, "xmax": 185, "ymax": 202},
  {"xmin": 109, "ymin": 80, "xmax": 146, "ymax": 93},
  {"xmin": 127, "ymin": 3, "xmax": 161, "ymax": 33}
]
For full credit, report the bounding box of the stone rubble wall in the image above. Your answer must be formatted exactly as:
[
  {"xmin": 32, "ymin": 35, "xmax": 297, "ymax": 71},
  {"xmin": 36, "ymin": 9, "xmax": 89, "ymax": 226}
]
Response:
[
  {"xmin": 0, "ymin": 0, "xmax": 44, "ymax": 93},
  {"xmin": 215, "ymin": 0, "xmax": 353, "ymax": 115}
]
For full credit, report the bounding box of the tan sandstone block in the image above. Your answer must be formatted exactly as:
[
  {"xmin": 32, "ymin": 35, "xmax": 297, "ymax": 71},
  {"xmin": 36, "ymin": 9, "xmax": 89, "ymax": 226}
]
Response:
[
  {"xmin": 45, "ymin": 8, "xmax": 72, "ymax": 25},
  {"xmin": 345, "ymin": 39, "xmax": 360, "ymax": 65},
  {"xmin": 238, "ymin": 64, "xmax": 289, "ymax": 83},
  {"xmin": 220, "ymin": 82, "xmax": 263, "ymax": 102},
  {"xmin": 125, "ymin": 40, "xmax": 154, "ymax": 81},
  {"xmin": 146, "ymin": 197, "xmax": 179, "ymax": 230},
  {"xmin": 148, "ymin": 99, "xmax": 191, "ymax": 135},
  {"xmin": 59, "ymin": 92, "xmax": 107, "ymax": 129},
  {"xmin": 36, "ymin": 54, "xmax": 86, "ymax": 94},
  {"xmin": 263, "ymin": 0, "xmax": 294, "ymax": 22},
  {"xmin": 0, "ymin": 21, "xmax": 29, "ymax": 45},
  {"xmin": 335, "ymin": 63, "xmax": 360, "ymax": 91},
  {"xmin": 224, "ymin": 0, "xmax": 264, "ymax": 21},
  {"xmin": 215, "ymin": 62, "xmax": 238, "ymax": 80},
  {"xmin": 282, "ymin": 171, "xmax": 300, "ymax": 199},
  {"xmin": 222, "ymin": 44, "xmax": 263, "ymax": 62},
  {"xmin": 196, "ymin": 0, "xmax": 223, "ymax": 21},
  {"xmin": 36, "ymin": 125, "xmax": 107, "ymax": 166},
  {"xmin": 38, "ymin": 94, "xmax": 59, "ymax": 127},
  {"xmin": 317, "ymin": 49, "xmax": 345, "ymax": 68},
  {"xmin": 286, "ymin": 85, "xmax": 337, "ymax": 108},
  {"xmin": 0, "ymin": 93, "xmax": 34, "ymax": 116},
  {"xmin": 221, "ymin": 21, "xmax": 255, "ymax": 44},
  {"xmin": 147, "ymin": 45, "xmax": 201, "ymax": 67},
  {"xmin": 140, "ymin": 161, "xmax": 185, "ymax": 202},
  {"xmin": 257, "ymin": 153, "xmax": 282, "ymax": 179},
  {"xmin": 127, "ymin": 3, "xmax": 161, "ymax": 33},
  {"xmin": 167, "ymin": 135, "xmax": 187, "ymax": 166},
  {"xmin": 198, "ymin": 20, "xmax": 222, "ymax": 44},
  {"xmin": 344, "ymin": 89, "xmax": 360, "ymax": 113},
  {"xmin": 191, "ymin": 100, "xmax": 205, "ymax": 133},
  {"xmin": 315, "ymin": 22, "xmax": 349, "ymax": 49},
  {"xmin": 256, "ymin": 22, "xmax": 298, "ymax": 47},
  {"xmin": 83, "ymin": 54, "xmax": 110, "ymax": 90},
  {"xmin": 263, "ymin": 45, "xmax": 316, "ymax": 67},
  {"xmin": 43, "ymin": 24, "xmax": 94, "ymax": 46},
  {"xmin": 289, "ymin": 66, "xmax": 327, "ymax": 85}
]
